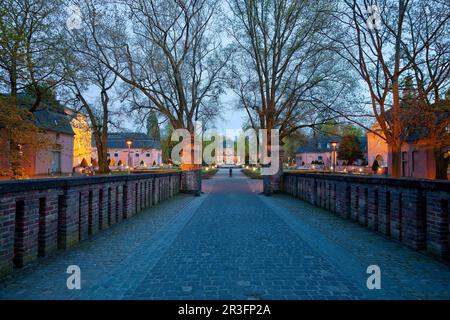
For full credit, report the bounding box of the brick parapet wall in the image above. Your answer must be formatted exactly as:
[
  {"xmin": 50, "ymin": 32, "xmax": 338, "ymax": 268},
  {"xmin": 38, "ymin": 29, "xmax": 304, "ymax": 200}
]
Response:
[
  {"xmin": 0, "ymin": 172, "xmax": 183, "ymax": 278},
  {"xmin": 282, "ymin": 172, "xmax": 450, "ymax": 261}
]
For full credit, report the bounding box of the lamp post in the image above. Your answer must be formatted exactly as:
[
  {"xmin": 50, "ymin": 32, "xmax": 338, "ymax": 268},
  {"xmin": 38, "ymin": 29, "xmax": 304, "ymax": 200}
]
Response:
[
  {"xmin": 331, "ymin": 141, "xmax": 338, "ymax": 173},
  {"xmin": 126, "ymin": 139, "xmax": 133, "ymax": 172}
]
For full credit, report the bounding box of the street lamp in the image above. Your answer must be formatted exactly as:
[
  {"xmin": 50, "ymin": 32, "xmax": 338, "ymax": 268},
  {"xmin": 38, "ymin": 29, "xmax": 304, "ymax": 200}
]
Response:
[
  {"xmin": 331, "ymin": 141, "xmax": 338, "ymax": 173},
  {"xmin": 126, "ymin": 139, "xmax": 133, "ymax": 171}
]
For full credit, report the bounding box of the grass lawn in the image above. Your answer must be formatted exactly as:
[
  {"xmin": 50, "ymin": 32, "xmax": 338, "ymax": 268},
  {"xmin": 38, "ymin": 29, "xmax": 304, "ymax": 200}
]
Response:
[
  {"xmin": 202, "ymin": 168, "xmax": 219, "ymax": 179},
  {"xmin": 241, "ymin": 168, "xmax": 263, "ymax": 179}
]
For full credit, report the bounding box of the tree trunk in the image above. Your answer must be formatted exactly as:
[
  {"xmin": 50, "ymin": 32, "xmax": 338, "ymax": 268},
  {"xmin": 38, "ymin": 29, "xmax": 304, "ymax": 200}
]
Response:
[
  {"xmin": 434, "ymin": 149, "xmax": 449, "ymax": 180},
  {"xmin": 97, "ymin": 145, "xmax": 110, "ymax": 174},
  {"xmin": 181, "ymin": 134, "xmax": 201, "ymax": 171},
  {"xmin": 390, "ymin": 143, "xmax": 402, "ymax": 178},
  {"xmin": 94, "ymin": 130, "xmax": 110, "ymax": 174},
  {"xmin": 263, "ymin": 129, "xmax": 283, "ymax": 195},
  {"xmin": 269, "ymin": 146, "xmax": 284, "ymax": 194}
]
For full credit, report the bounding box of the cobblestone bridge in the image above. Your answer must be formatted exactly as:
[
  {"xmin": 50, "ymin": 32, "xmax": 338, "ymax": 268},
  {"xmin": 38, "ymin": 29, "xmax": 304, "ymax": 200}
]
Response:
[{"xmin": 1, "ymin": 169, "xmax": 450, "ymax": 300}]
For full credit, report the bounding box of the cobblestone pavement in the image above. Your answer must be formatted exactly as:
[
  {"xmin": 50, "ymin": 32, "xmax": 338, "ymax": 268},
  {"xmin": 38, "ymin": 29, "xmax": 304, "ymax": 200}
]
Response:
[{"xmin": 1, "ymin": 169, "xmax": 450, "ymax": 300}]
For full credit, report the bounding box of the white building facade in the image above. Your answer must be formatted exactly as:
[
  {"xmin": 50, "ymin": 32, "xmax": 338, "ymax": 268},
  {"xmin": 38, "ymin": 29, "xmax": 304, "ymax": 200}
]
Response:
[{"xmin": 92, "ymin": 133, "xmax": 162, "ymax": 168}]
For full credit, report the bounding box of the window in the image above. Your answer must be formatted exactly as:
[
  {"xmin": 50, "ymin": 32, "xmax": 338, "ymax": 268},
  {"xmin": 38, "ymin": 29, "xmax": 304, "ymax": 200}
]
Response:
[
  {"xmin": 146, "ymin": 153, "xmax": 151, "ymax": 158},
  {"xmin": 402, "ymin": 152, "xmax": 408, "ymax": 177},
  {"xmin": 107, "ymin": 153, "xmax": 110, "ymax": 157},
  {"xmin": 135, "ymin": 153, "xmax": 140, "ymax": 157},
  {"xmin": 114, "ymin": 153, "xmax": 119, "ymax": 158},
  {"xmin": 318, "ymin": 156, "xmax": 323, "ymax": 161}
]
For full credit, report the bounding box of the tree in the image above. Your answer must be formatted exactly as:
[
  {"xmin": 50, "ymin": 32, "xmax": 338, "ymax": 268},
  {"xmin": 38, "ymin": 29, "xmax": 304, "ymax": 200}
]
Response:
[
  {"xmin": 337, "ymin": 134, "xmax": 363, "ymax": 165},
  {"xmin": 227, "ymin": 0, "xmax": 351, "ymax": 193},
  {"xmin": 329, "ymin": 0, "xmax": 415, "ymax": 177},
  {"xmin": 147, "ymin": 111, "xmax": 161, "ymax": 142},
  {"xmin": 0, "ymin": 0, "xmax": 60, "ymax": 179},
  {"xmin": 400, "ymin": 0, "xmax": 450, "ymax": 179},
  {"xmin": 0, "ymin": 0, "xmax": 63, "ymax": 110},
  {"xmin": 60, "ymin": 0, "xmax": 119, "ymax": 174},
  {"xmin": 0, "ymin": 96, "xmax": 48, "ymax": 178},
  {"xmin": 84, "ymin": 0, "xmax": 230, "ymax": 171},
  {"xmin": 160, "ymin": 123, "xmax": 176, "ymax": 164}
]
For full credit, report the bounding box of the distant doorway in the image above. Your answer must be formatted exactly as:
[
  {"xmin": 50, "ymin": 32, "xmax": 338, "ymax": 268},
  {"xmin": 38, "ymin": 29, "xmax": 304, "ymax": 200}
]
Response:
[{"xmin": 51, "ymin": 151, "xmax": 61, "ymax": 173}]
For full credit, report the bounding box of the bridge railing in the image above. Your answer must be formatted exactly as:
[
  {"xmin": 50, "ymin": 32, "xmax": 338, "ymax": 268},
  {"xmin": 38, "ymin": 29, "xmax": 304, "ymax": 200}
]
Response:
[
  {"xmin": 282, "ymin": 172, "xmax": 450, "ymax": 261},
  {"xmin": 0, "ymin": 172, "xmax": 187, "ymax": 278}
]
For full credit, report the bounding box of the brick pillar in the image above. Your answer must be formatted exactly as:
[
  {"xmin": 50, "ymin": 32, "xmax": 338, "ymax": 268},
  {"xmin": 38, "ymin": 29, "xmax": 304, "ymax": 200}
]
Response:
[
  {"xmin": 163, "ymin": 177, "xmax": 167, "ymax": 201},
  {"xmin": 335, "ymin": 182, "xmax": 350, "ymax": 219},
  {"xmin": 325, "ymin": 182, "xmax": 331, "ymax": 211},
  {"xmin": 14, "ymin": 197, "xmax": 40, "ymax": 267},
  {"xmin": 78, "ymin": 190, "xmax": 89, "ymax": 241},
  {"xmin": 58, "ymin": 188, "xmax": 80, "ymax": 250},
  {"xmin": 390, "ymin": 191, "xmax": 403, "ymax": 241},
  {"xmin": 169, "ymin": 176, "xmax": 173, "ymax": 198},
  {"xmin": 0, "ymin": 195, "xmax": 16, "ymax": 277},
  {"xmin": 311, "ymin": 179, "xmax": 317, "ymax": 206},
  {"xmin": 402, "ymin": 189, "xmax": 426, "ymax": 250},
  {"xmin": 331, "ymin": 183, "xmax": 337, "ymax": 213},
  {"xmin": 350, "ymin": 185, "xmax": 359, "ymax": 222},
  {"xmin": 378, "ymin": 188, "xmax": 391, "ymax": 236},
  {"xmin": 358, "ymin": 187, "xmax": 368, "ymax": 226},
  {"xmin": 89, "ymin": 189, "xmax": 100, "ymax": 235},
  {"xmin": 38, "ymin": 194, "xmax": 59, "ymax": 257},
  {"xmin": 116, "ymin": 185, "xmax": 123, "ymax": 223},
  {"xmin": 154, "ymin": 178, "xmax": 159, "ymax": 205},
  {"xmin": 181, "ymin": 170, "xmax": 201, "ymax": 195},
  {"xmin": 99, "ymin": 187, "xmax": 109, "ymax": 230},
  {"xmin": 367, "ymin": 188, "xmax": 379, "ymax": 231},
  {"xmin": 122, "ymin": 182, "xmax": 134, "ymax": 219},
  {"xmin": 145, "ymin": 180, "xmax": 149, "ymax": 207},
  {"xmin": 150, "ymin": 178, "xmax": 154, "ymax": 206},
  {"xmin": 427, "ymin": 192, "xmax": 450, "ymax": 260}
]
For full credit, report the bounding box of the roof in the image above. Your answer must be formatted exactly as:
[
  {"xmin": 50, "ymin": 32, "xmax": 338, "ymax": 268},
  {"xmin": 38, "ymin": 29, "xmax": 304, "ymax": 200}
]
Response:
[
  {"xmin": 0, "ymin": 94, "xmax": 74, "ymax": 135},
  {"xmin": 33, "ymin": 109, "xmax": 74, "ymax": 135},
  {"xmin": 296, "ymin": 135, "xmax": 368, "ymax": 154},
  {"xmin": 93, "ymin": 132, "xmax": 161, "ymax": 149},
  {"xmin": 296, "ymin": 135, "xmax": 340, "ymax": 154},
  {"xmin": 373, "ymin": 99, "xmax": 449, "ymax": 142}
]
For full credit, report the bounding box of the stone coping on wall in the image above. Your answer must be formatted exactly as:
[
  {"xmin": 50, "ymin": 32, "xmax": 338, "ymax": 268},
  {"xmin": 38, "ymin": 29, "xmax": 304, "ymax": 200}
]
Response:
[
  {"xmin": 283, "ymin": 172, "xmax": 450, "ymax": 192},
  {"xmin": 0, "ymin": 172, "xmax": 182, "ymax": 195}
]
